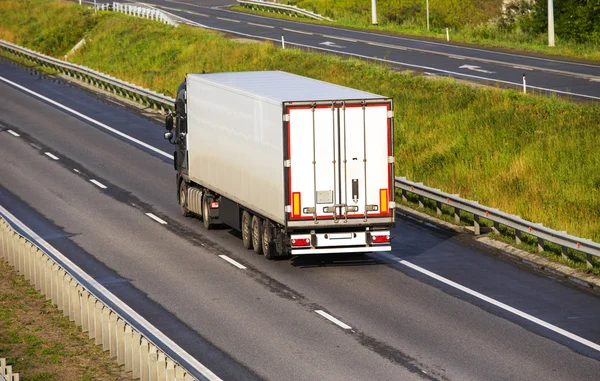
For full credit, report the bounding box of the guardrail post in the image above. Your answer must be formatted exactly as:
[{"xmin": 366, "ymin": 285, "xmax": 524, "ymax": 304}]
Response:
[
  {"xmin": 62, "ymin": 272, "xmax": 71, "ymax": 317},
  {"xmin": 124, "ymin": 324, "xmax": 134, "ymax": 372},
  {"xmin": 116, "ymin": 318, "xmax": 125, "ymax": 365},
  {"xmin": 94, "ymin": 299, "xmax": 103, "ymax": 345},
  {"xmin": 23, "ymin": 241, "xmax": 31, "ymax": 280},
  {"xmin": 157, "ymin": 351, "xmax": 167, "ymax": 381},
  {"xmin": 418, "ymin": 195, "xmax": 424, "ymax": 209},
  {"xmin": 34, "ymin": 248, "xmax": 42, "ymax": 291},
  {"xmin": 537, "ymin": 237, "xmax": 544, "ymax": 252},
  {"xmin": 436, "ymin": 201, "xmax": 442, "ymax": 216},
  {"xmin": 492, "ymin": 221, "xmax": 500, "ymax": 235},
  {"xmin": 140, "ymin": 337, "xmax": 150, "ymax": 381},
  {"xmin": 110, "ymin": 311, "xmax": 118, "ymax": 358},
  {"xmin": 166, "ymin": 358, "xmax": 176, "ymax": 381},
  {"xmin": 132, "ymin": 331, "xmax": 142, "ymax": 379},
  {"xmin": 51, "ymin": 264, "xmax": 59, "ymax": 306},
  {"xmin": 473, "ymin": 214, "xmax": 480, "ymax": 235},
  {"xmin": 175, "ymin": 366, "xmax": 185, "ymax": 380},
  {"xmin": 70, "ymin": 281, "xmax": 80, "ymax": 324},
  {"xmin": 102, "ymin": 306, "xmax": 111, "ymax": 351},
  {"xmin": 454, "ymin": 207, "xmax": 461, "ymax": 224},
  {"xmin": 148, "ymin": 344, "xmax": 158, "ymax": 381},
  {"xmin": 515, "ymin": 230, "xmax": 523, "ymax": 245},
  {"xmin": 17, "ymin": 236, "xmax": 24, "ymax": 272},
  {"xmin": 561, "ymin": 245, "xmax": 568, "ymax": 261},
  {"xmin": 44, "ymin": 258, "xmax": 52, "ymax": 298},
  {"xmin": 587, "ymin": 254, "xmax": 594, "ymax": 269},
  {"xmin": 81, "ymin": 290, "xmax": 89, "ymax": 332}
]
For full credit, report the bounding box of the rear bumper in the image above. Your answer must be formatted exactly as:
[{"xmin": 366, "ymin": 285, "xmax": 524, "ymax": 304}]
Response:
[
  {"xmin": 291, "ymin": 246, "xmax": 391, "ymax": 255},
  {"xmin": 290, "ymin": 230, "xmax": 391, "ymax": 255}
]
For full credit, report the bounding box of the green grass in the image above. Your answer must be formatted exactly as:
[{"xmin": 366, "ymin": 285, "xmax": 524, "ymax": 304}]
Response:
[
  {"xmin": 1, "ymin": 0, "xmax": 599, "ymax": 261},
  {"xmin": 232, "ymin": 1, "xmax": 600, "ymax": 62}
]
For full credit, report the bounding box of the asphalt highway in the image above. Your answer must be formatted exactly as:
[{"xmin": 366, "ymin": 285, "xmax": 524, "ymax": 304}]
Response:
[
  {"xmin": 2, "ymin": 58, "xmax": 600, "ymax": 380},
  {"xmin": 123, "ymin": 0, "xmax": 600, "ymax": 101}
]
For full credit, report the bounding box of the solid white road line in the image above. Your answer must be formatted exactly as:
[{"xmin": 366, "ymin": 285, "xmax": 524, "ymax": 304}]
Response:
[
  {"xmin": 7, "ymin": 129, "xmax": 20, "ymax": 137},
  {"xmin": 89, "ymin": 179, "xmax": 107, "ymax": 189},
  {"xmin": 379, "ymin": 253, "xmax": 600, "ymax": 353},
  {"xmin": 0, "ymin": 75, "xmax": 173, "ymax": 159},
  {"xmin": 146, "ymin": 213, "xmax": 168, "ymax": 225},
  {"xmin": 315, "ymin": 310, "xmax": 352, "ymax": 330},
  {"xmin": 44, "ymin": 152, "xmax": 59, "ymax": 160},
  {"xmin": 218, "ymin": 255, "xmax": 247, "ymax": 270}
]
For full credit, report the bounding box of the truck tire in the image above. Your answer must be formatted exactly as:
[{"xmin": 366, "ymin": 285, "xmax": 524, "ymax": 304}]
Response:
[
  {"xmin": 202, "ymin": 195, "xmax": 212, "ymax": 230},
  {"xmin": 251, "ymin": 216, "xmax": 263, "ymax": 254},
  {"xmin": 179, "ymin": 181, "xmax": 191, "ymax": 217},
  {"xmin": 262, "ymin": 220, "xmax": 276, "ymax": 260},
  {"xmin": 241, "ymin": 211, "xmax": 253, "ymax": 250}
]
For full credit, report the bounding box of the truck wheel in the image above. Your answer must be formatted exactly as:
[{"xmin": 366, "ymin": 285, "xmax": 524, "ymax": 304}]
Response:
[
  {"xmin": 262, "ymin": 220, "xmax": 275, "ymax": 260},
  {"xmin": 275, "ymin": 230, "xmax": 290, "ymax": 259},
  {"xmin": 251, "ymin": 216, "xmax": 263, "ymax": 254},
  {"xmin": 241, "ymin": 211, "xmax": 253, "ymax": 250},
  {"xmin": 202, "ymin": 196, "xmax": 212, "ymax": 230},
  {"xmin": 179, "ymin": 181, "xmax": 190, "ymax": 217}
]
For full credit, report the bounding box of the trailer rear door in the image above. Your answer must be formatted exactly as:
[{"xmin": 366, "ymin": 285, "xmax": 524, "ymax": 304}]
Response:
[{"xmin": 286, "ymin": 101, "xmax": 393, "ymax": 223}]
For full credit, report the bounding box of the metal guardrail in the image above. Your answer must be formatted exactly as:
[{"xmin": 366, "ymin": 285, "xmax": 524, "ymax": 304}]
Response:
[
  {"xmin": 396, "ymin": 177, "xmax": 600, "ymax": 267},
  {"xmin": 0, "ymin": 206, "xmax": 221, "ymax": 381},
  {"xmin": 2, "ymin": 38, "xmax": 597, "ymax": 269},
  {"xmin": 95, "ymin": 2, "xmax": 178, "ymax": 26},
  {"xmin": 0, "ymin": 39, "xmax": 175, "ymax": 113},
  {"xmin": 237, "ymin": 0, "xmax": 332, "ymax": 21}
]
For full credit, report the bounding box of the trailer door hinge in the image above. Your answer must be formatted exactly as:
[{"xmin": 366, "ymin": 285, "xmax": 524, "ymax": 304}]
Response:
[
  {"xmin": 387, "ymin": 156, "xmax": 395, "ymax": 163},
  {"xmin": 284, "ymin": 160, "xmax": 291, "ymax": 168},
  {"xmin": 389, "ymin": 201, "xmax": 396, "ymax": 209},
  {"xmin": 285, "ymin": 205, "xmax": 292, "ymax": 213},
  {"xmin": 283, "ymin": 114, "xmax": 290, "ymax": 122},
  {"xmin": 387, "ymin": 110, "xmax": 394, "ymax": 118}
]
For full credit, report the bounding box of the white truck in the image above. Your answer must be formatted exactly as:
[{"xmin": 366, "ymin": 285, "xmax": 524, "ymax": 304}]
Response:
[{"xmin": 164, "ymin": 71, "xmax": 395, "ymax": 259}]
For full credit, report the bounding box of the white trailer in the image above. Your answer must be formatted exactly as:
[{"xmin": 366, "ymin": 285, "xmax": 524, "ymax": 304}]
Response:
[{"xmin": 164, "ymin": 71, "xmax": 395, "ymax": 259}]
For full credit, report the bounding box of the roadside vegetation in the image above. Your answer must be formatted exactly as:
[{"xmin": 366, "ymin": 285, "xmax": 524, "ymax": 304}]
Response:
[
  {"xmin": 0, "ymin": 260, "xmax": 130, "ymax": 380},
  {"xmin": 1, "ymin": 0, "xmax": 599, "ymax": 266},
  {"xmin": 235, "ymin": 0, "xmax": 600, "ymax": 62}
]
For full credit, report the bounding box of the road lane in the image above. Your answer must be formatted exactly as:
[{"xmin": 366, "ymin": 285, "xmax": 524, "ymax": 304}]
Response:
[
  {"xmin": 132, "ymin": 0, "xmax": 600, "ymax": 100},
  {"xmin": 2, "ymin": 58, "xmax": 600, "ymax": 380}
]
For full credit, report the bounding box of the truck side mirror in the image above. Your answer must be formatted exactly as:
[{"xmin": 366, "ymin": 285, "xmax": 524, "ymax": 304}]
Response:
[{"xmin": 165, "ymin": 114, "xmax": 174, "ymax": 131}]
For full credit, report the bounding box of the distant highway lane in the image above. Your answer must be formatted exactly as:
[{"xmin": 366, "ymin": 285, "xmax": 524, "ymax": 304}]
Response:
[
  {"xmin": 2, "ymin": 58, "xmax": 600, "ymax": 380},
  {"xmin": 123, "ymin": 0, "xmax": 600, "ymax": 101}
]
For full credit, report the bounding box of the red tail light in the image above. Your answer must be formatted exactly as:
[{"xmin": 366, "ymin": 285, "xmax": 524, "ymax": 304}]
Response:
[
  {"xmin": 371, "ymin": 235, "xmax": 390, "ymax": 244},
  {"xmin": 291, "ymin": 238, "xmax": 311, "ymax": 247},
  {"xmin": 210, "ymin": 201, "xmax": 219, "ymax": 209}
]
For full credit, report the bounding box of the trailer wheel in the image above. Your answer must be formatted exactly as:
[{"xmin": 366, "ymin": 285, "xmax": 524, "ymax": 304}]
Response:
[
  {"xmin": 251, "ymin": 216, "xmax": 263, "ymax": 254},
  {"xmin": 275, "ymin": 230, "xmax": 290, "ymax": 259},
  {"xmin": 262, "ymin": 220, "xmax": 275, "ymax": 260},
  {"xmin": 241, "ymin": 211, "xmax": 253, "ymax": 250},
  {"xmin": 202, "ymin": 195, "xmax": 213, "ymax": 230},
  {"xmin": 179, "ymin": 181, "xmax": 190, "ymax": 217}
]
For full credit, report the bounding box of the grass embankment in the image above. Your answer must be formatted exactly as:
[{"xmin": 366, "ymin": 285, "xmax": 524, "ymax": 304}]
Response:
[
  {"xmin": 0, "ymin": 260, "xmax": 130, "ymax": 380},
  {"xmin": 233, "ymin": 1, "xmax": 600, "ymax": 62},
  {"xmin": 1, "ymin": 1, "xmax": 599, "ymax": 273}
]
